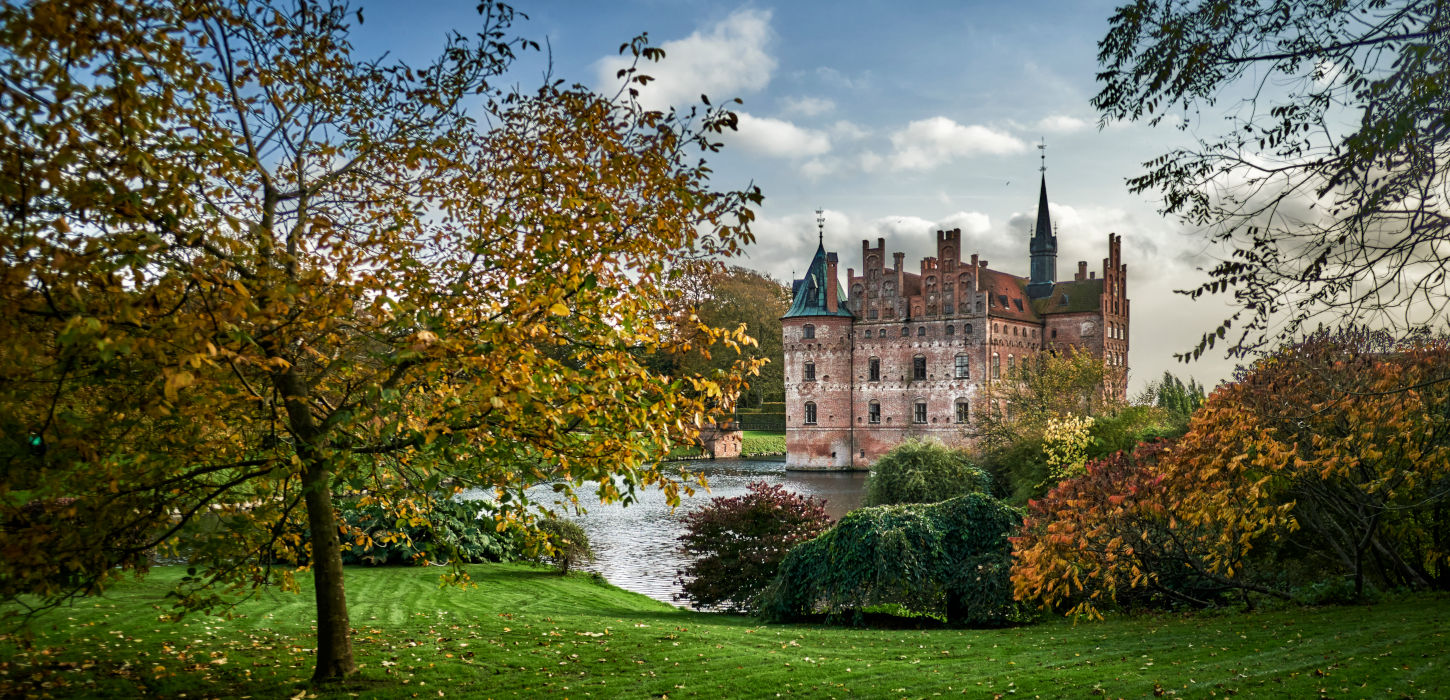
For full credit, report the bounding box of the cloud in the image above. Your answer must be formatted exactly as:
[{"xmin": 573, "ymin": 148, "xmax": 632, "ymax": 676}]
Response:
[
  {"xmin": 779, "ymin": 95, "xmax": 835, "ymax": 117},
  {"xmin": 730, "ymin": 112, "xmax": 831, "ymax": 158},
  {"xmin": 594, "ymin": 9, "xmax": 775, "ymax": 111},
  {"xmin": 810, "ymin": 66, "xmax": 872, "ymax": 90},
  {"xmin": 829, "ymin": 120, "xmax": 869, "ymax": 141},
  {"xmin": 888, "ymin": 117, "xmax": 1026, "ymax": 170},
  {"xmin": 1033, "ymin": 115, "xmax": 1090, "ymax": 133}
]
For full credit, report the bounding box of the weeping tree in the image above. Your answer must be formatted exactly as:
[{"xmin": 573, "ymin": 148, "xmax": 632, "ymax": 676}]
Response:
[
  {"xmin": 1095, "ymin": 0, "xmax": 1450, "ymax": 359},
  {"xmin": 0, "ymin": 0, "xmax": 762, "ymax": 682}
]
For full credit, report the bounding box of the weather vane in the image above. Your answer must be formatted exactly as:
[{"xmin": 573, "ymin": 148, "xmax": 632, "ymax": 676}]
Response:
[
  {"xmin": 815, "ymin": 207, "xmax": 825, "ymax": 245},
  {"xmin": 1038, "ymin": 138, "xmax": 1047, "ymax": 174}
]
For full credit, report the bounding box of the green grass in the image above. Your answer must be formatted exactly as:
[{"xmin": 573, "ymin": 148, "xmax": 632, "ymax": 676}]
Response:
[
  {"xmin": 741, "ymin": 430, "xmax": 785, "ymax": 456},
  {"xmin": 3, "ymin": 565, "xmax": 1448, "ymax": 698}
]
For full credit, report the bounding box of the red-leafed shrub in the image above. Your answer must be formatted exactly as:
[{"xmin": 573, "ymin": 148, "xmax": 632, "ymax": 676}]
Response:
[{"xmin": 676, "ymin": 481, "xmax": 832, "ymax": 612}]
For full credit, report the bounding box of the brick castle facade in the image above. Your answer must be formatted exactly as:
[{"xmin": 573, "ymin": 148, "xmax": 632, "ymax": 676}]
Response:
[{"xmin": 782, "ymin": 175, "xmax": 1130, "ymax": 469}]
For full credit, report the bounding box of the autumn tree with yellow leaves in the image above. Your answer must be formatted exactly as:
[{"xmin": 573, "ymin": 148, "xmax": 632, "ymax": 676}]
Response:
[
  {"xmin": 1012, "ymin": 331, "xmax": 1450, "ymax": 617},
  {"xmin": 0, "ymin": 0, "xmax": 762, "ymax": 682}
]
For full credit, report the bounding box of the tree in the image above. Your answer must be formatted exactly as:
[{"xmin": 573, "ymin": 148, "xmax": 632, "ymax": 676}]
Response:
[
  {"xmin": 0, "ymin": 0, "xmax": 762, "ymax": 682},
  {"xmin": 675, "ymin": 481, "xmax": 831, "ymax": 613},
  {"xmin": 535, "ymin": 518, "xmax": 594, "ymax": 575},
  {"xmin": 974, "ymin": 348, "xmax": 1122, "ymax": 503},
  {"xmin": 862, "ymin": 438, "xmax": 991, "ymax": 507},
  {"xmin": 1096, "ymin": 0, "xmax": 1450, "ymax": 359},
  {"xmin": 760, "ymin": 494, "xmax": 1023, "ymax": 627},
  {"xmin": 1012, "ymin": 330, "xmax": 1450, "ymax": 618},
  {"xmin": 657, "ymin": 265, "xmax": 790, "ymax": 407}
]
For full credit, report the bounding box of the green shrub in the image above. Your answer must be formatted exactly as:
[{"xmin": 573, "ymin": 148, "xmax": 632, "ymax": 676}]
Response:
[
  {"xmin": 759, "ymin": 493, "xmax": 1024, "ymax": 627},
  {"xmin": 337, "ymin": 497, "xmax": 519, "ymax": 566},
  {"xmin": 864, "ymin": 438, "xmax": 991, "ymax": 506},
  {"xmin": 535, "ymin": 518, "xmax": 595, "ymax": 575}
]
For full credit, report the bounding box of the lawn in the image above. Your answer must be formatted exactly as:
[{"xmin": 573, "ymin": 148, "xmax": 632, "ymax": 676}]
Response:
[
  {"xmin": 2, "ymin": 564, "xmax": 1446, "ymax": 698},
  {"xmin": 741, "ymin": 430, "xmax": 785, "ymax": 456}
]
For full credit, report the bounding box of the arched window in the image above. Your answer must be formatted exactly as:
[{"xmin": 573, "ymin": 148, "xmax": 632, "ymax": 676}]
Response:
[
  {"xmin": 804, "ymin": 402, "xmax": 817, "ymax": 425},
  {"xmin": 1008, "ymin": 354, "xmax": 1016, "ymax": 376},
  {"xmin": 992, "ymin": 352, "xmax": 1000, "ymax": 380},
  {"xmin": 802, "ymin": 324, "xmax": 815, "ymax": 339},
  {"xmin": 864, "ymin": 329, "xmax": 873, "ymax": 339},
  {"xmin": 912, "ymin": 355, "xmax": 927, "ymax": 381},
  {"xmin": 913, "ymin": 401, "xmax": 927, "ymax": 424},
  {"xmin": 868, "ymin": 357, "xmax": 881, "ymax": 382},
  {"xmin": 945, "ymin": 324, "xmax": 955, "ymax": 336},
  {"xmin": 917, "ymin": 326, "xmax": 926, "ymax": 336},
  {"xmin": 901, "ymin": 326, "xmax": 909, "ymax": 337},
  {"xmin": 803, "ymin": 361, "xmax": 816, "ymax": 382},
  {"xmin": 955, "ymin": 399, "xmax": 970, "ymax": 424},
  {"xmin": 964, "ymin": 323, "xmax": 973, "ymax": 336},
  {"xmin": 868, "ymin": 400, "xmax": 881, "ymax": 424},
  {"xmin": 955, "ymin": 354, "xmax": 969, "ymax": 379}
]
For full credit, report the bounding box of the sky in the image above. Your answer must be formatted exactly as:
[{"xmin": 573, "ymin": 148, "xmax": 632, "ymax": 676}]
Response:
[{"xmin": 354, "ymin": 1, "xmax": 1244, "ymax": 395}]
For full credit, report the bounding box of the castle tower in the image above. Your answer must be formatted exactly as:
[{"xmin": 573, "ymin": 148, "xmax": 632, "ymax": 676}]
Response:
[
  {"xmin": 782, "ymin": 213, "xmax": 855, "ymax": 469},
  {"xmin": 1027, "ymin": 150, "xmax": 1058, "ymax": 299}
]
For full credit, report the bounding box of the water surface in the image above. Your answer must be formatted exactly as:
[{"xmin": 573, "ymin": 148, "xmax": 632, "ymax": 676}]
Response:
[{"xmin": 469, "ymin": 459, "xmax": 867, "ymax": 607}]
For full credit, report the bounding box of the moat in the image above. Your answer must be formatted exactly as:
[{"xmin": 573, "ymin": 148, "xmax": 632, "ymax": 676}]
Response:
[{"xmin": 468, "ymin": 458, "xmax": 867, "ymax": 607}]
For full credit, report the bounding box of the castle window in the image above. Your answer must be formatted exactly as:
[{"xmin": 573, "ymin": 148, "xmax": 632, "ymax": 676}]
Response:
[
  {"xmin": 913, "ymin": 401, "xmax": 927, "ymax": 424},
  {"xmin": 917, "ymin": 326, "xmax": 926, "ymax": 337},
  {"xmin": 803, "ymin": 361, "xmax": 816, "ymax": 382},
  {"xmin": 901, "ymin": 326, "xmax": 909, "ymax": 337},
  {"xmin": 869, "ymin": 357, "xmax": 880, "ymax": 382},
  {"xmin": 912, "ymin": 355, "xmax": 926, "ymax": 381},
  {"xmin": 869, "ymin": 308, "xmax": 879, "ymax": 320},
  {"xmin": 956, "ymin": 399, "xmax": 970, "ymax": 424},
  {"xmin": 992, "ymin": 353, "xmax": 1000, "ymax": 380},
  {"xmin": 1051, "ymin": 328, "xmax": 1057, "ymax": 339},
  {"xmin": 1008, "ymin": 354, "xmax": 1016, "ymax": 376},
  {"xmin": 804, "ymin": 402, "xmax": 817, "ymax": 425},
  {"xmin": 802, "ymin": 324, "xmax": 815, "ymax": 339},
  {"xmin": 944, "ymin": 302, "xmax": 954, "ymax": 314},
  {"xmin": 868, "ymin": 400, "xmax": 880, "ymax": 424},
  {"xmin": 964, "ymin": 323, "xmax": 973, "ymax": 336},
  {"xmin": 955, "ymin": 354, "xmax": 969, "ymax": 379},
  {"xmin": 945, "ymin": 325, "xmax": 955, "ymax": 336},
  {"xmin": 866, "ymin": 329, "xmax": 874, "ymax": 338},
  {"xmin": 1013, "ymin": 326, "xmax": 1018, "ymax": 336}
]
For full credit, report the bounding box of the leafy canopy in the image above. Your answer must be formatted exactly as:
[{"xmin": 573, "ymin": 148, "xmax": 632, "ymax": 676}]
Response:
[
  {"xmin": 1096, "ymin": 0, "xmax": 1450, "ymax": 358},
  {"xmin": 0, "ymin": 0, "xmax": 761, "ymax": 681}
]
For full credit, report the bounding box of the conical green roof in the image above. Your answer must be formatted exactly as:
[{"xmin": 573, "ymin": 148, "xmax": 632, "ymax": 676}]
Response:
[{"xmin": 783, "ymin": 243, "xmax": 853, "ymax": 319}]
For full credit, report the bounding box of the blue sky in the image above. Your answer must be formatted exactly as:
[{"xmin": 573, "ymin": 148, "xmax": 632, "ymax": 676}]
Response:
[{"xmin": 355, "ymin": 1, "xmax": 1242, "ymax": 393}]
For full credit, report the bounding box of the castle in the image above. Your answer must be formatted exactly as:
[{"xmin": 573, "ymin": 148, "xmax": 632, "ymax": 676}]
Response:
[{"xmin": 781, "ymin": 174, "xmax": 1129, "ymax": 469}]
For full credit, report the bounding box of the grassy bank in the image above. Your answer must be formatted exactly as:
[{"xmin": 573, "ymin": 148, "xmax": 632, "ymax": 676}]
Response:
[
  {"xmin": 2, "ymin": 565, "xmax": 1446, "ymax": 698},
  {"xmin": 741, "ymin": 430, "xmax": 785, "ymax": 456}
]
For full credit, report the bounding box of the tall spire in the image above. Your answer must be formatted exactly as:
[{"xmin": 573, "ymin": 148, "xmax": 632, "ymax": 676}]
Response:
[
  {"xmin": 815, "ymin": 207, "xmax": 825, "ymax": 247},
  {"xmin": 1027, "ymin": 139, "xmax": 1058, "ymax": 299}
]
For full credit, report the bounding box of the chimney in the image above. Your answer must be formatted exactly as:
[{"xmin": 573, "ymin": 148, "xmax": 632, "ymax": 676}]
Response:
[
  {"xmin": 971, "ymin": 253, "xmax": 978, "ymax": 268},
  {"xmin": 1077, "ymin": 261, "xmax": 1087, "ymax": 281},
  {"xmin": 1090, "ymin": 271, "xmax": 1096, "ymax": 279},
  {"xmin": 826, "ymin": 253, "xmax": 839, "ymax": 313},
  {"xmin": 979, "ymin": 259, "xmax": 988, "ymax": 268}
]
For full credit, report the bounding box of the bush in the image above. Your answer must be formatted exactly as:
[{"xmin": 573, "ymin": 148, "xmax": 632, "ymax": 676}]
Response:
[
  {"xmin": 535, "ymin": 518, "xmax": 594, "ymax": 575},
  {"xmin": 759, "ymin": 493, "xmax": 1024, "ymax": 626},
  {"xmin": 864, "ymin": 438, "xmax": 991, "ymax": 507},
  {"xmin": 676, "ymin": 481, "xmax": 832, "ymax": 612},
  {"xmin": 337, "ymin": 497, "xmax": 519, "ymax": 566}
]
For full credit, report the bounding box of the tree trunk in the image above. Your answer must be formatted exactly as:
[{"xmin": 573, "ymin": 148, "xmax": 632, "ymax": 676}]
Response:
[
  {"xmin": 275, "ymin": 367, "xmax": 356, "ymax": 682},
  {"xmin": 302, "ymin": 457, "xmax": 356, "ymax": 682}
]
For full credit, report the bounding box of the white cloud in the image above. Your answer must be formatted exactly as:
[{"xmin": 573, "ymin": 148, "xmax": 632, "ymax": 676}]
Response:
[
  {"xmin": 780, "ymin": 95, "xmax": 835, "ymax": 117},
  {"xmin": 888, "ymin": 117, "xmax": 1026, "ymax": 170},
  {"xmin": 800, "ymin": 158, "xmax": 833, "ymax": 179},
  {"xmin": 829, "ymin": 120, "xmax": 869, "ymax": 141},
  {"xmin": 1034, "ymin": 115, "xmax": 1089, "ymax": 133},
  {"xmin": 812, "ymin": 66, "xmax": 871, "ymax": 90},
  {"xmin": 594, "ymin": 9, "xmax": 776, "ymax": 111},
  {"xmin": 859, "ymin": 150, "xmax": 883, "ymax": 172},
  {"xmin": 730, "ymin": 112, "xmax": 831, "ymax": 158}
]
